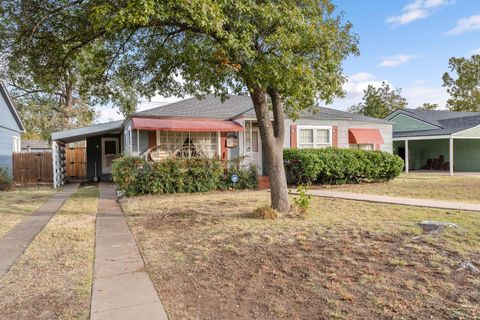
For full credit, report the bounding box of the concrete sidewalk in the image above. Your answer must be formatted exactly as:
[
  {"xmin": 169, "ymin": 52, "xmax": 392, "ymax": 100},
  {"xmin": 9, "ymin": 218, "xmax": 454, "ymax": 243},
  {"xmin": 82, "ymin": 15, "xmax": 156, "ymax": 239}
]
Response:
[
  {"xmin": 0, "ymin": 183, "xmax": 79, "ymax": 277},
  {"xmin": 300, "ymin": 189, "xmax": 480, "ymax": 212},
  {"xmin": 90, "ymin": 183, "xmax": 168, "ymax": 320}
]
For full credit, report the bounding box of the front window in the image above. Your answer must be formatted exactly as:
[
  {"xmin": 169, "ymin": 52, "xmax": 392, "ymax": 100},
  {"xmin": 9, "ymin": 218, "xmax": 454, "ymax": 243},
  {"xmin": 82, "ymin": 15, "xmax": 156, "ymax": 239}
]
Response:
[
  {"xmin": 298, "ymin": 127, "xmax": 331, "ymax": 148},
  {"xmin": 157, "ymin": 131, "xmax": 218, "ymax": 158},
  {"xmin": 350, "ymin": 144, "xmax": 374, "ymax": 150}
]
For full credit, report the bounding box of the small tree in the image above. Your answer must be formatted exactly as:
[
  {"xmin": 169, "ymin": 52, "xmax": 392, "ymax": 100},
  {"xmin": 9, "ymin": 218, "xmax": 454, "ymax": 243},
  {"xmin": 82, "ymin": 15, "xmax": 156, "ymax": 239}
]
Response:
[
  {"xmin": 0, "ymin": 0, "xmax": 358, "ymax": 212},
  {"xmin": 442, "ymin": 55, "xmax": 480, "ymax": 112},
  {"xmin": 348, "ymin": 81, "xmax": 407, "ymax": 119}
]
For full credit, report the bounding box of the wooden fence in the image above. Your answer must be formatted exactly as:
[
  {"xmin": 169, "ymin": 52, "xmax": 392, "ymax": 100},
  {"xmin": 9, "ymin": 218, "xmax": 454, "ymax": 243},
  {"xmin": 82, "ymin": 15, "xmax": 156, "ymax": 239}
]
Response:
[
  {"xmin": 13, "ymin": 152, "xmax": 53, "ymax": 184},
  {"xmin": 13, "ymin": 147, "xmax": 86, "ymax": 184},
  {"xmin": 66, "ymin": 147, "xmax": 86, "ymax": 180}
]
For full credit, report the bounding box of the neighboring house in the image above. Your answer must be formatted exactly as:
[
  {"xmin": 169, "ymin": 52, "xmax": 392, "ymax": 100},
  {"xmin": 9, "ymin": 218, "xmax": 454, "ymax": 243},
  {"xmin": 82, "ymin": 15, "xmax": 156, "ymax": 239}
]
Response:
[
  {"xmin": 21, "ymin": 140, "xmax": 51, "ymax": 152},
  {"xmin": 51, "ymin": 95, "xmax": 392, "ymax": 186},
  {"xmin": 386, "ymin": 108, "xmax": 480, "ymax": 175},
  {"xmin": 0, "ymin": 82, "xmax": 24, "ymax": 176}
]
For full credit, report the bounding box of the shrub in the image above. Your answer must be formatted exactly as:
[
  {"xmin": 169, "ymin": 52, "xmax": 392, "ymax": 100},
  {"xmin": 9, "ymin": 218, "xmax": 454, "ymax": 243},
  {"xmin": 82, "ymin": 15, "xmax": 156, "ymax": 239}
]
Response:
[
  {"xmin": 221, "ymin": 158, "xmax": 258, "ymax": 190},
  {"xmin": 112, "ymin": 156, "xmax": 258, "ymax": 196},
  {"xmin": 284, "ymin": 147, "xmax": 404, "ymax": 185},
  {"xmin": 0, "ymin": 167, "xmax": 12, "ymax": 191},
  {"xmin": 293, "ymin": 185, "xmax": 312, "ymax": 213}
]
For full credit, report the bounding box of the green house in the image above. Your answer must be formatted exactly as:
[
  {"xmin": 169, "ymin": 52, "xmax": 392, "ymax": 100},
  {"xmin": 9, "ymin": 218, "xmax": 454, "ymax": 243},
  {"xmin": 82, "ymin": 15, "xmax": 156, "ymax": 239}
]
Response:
[{"xmin": 385, "ymin": 109, "xmax": 480, "ymax": 175}]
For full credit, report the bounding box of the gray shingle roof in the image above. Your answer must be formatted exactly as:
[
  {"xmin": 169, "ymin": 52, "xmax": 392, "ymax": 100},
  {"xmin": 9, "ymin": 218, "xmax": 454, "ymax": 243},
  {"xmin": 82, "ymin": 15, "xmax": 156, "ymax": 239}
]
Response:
[
  {"xmin": 52, "ymin": 120, "xmax": 123, "ymax": 142},
  {"xmin": 135, "ymin": 94, "xmax": 390, "ymax": 123},
  {"xmin": 390, "ymin": 109, "xmax": 480, "ymax": 138}
]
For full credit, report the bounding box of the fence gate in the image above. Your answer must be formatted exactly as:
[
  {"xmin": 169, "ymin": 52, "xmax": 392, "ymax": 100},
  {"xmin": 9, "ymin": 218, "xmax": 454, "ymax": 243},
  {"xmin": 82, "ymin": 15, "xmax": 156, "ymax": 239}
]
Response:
[
  {"xmin": 13, "ymin": 152, "xmax": 53, "ymax": 184},
  {"xmin": 66, "ymin": 147, "xmax": 86, "ymax": 180}
]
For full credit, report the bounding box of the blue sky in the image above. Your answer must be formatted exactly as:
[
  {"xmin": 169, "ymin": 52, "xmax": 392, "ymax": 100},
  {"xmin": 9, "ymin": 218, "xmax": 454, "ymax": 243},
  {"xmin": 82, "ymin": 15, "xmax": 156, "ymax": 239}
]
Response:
[{"xmin": 96, "ymin": 0, "xmax": 480, "ymax": 122}]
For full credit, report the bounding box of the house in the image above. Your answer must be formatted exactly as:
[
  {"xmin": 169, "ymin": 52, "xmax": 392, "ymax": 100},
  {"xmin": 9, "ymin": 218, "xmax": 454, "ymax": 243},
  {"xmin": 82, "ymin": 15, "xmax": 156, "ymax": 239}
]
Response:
[
  {"xmin": 51, "ymin": 95, "xmax": 392, "ymax": 187},
  {"xmin": 385, "ymin": 108, "xmax": 480, "ymax": 175},
  {"xmin": 0, "ymin": 82, "xmax": 24, "ymax": 176},
  {"xmin": 21, "ymin": 140, "xmax": 51, "ymax": 152}
]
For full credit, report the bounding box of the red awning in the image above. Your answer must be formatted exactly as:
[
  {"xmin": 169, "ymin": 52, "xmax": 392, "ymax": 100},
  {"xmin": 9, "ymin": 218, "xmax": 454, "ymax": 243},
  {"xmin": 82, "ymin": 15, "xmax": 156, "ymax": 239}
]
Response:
[
  {"xmin": 348, "ymin": 128, "xmax": 384, "ymax": 144},
  {"xmin": 131, "ymin": 117, "xmax": 244, "ymax": 132}
]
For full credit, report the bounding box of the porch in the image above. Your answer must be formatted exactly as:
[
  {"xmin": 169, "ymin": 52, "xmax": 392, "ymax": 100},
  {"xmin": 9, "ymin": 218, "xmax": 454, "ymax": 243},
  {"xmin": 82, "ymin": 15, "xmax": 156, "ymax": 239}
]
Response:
[{"xmin": 393, "ymin": 136, "xmax": 480, "ymax": 176}]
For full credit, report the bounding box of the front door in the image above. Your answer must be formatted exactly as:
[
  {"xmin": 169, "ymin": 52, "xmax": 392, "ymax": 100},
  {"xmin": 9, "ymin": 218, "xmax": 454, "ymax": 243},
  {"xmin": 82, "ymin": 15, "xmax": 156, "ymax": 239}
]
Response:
[
  {"xmin": 101, "ymin": 137, "xmax": 119, "ymax": 174},
  {"xmin": 245, "ymin": 128, "xmax": 263, "ymax": 174}
]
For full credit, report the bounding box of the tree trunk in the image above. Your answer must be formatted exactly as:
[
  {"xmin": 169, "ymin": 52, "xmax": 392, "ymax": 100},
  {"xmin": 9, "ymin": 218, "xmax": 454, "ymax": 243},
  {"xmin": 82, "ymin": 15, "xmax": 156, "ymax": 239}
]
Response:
[{"xmin": 249, "ymin": 85, "xmax": 290, "ymax": 213}]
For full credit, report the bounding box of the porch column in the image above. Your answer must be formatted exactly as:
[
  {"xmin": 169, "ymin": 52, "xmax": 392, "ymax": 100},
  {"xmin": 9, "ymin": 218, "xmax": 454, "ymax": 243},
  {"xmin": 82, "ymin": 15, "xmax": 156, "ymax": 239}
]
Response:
[
  {"xmin": 136, "ymin": 129, "xmax": 140, "ymax": 156},
  {"xmin": 405, "ymin": 139, "xmax": 409, "ymax": 174},
  {"xmin": 449, "ymin": 137, "xmax": 454, "ymax": 176}
]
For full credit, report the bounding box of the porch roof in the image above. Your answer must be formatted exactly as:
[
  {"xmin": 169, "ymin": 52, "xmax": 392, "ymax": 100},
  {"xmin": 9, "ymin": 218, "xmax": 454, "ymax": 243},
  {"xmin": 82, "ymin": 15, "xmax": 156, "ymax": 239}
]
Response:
[
  {"xmin": 131, "ymin": 117, "xmax": 244, "ymax": 132},
  {"xmin": 51, "ymin": 120, "xmax": 123, "ymax": 143}
]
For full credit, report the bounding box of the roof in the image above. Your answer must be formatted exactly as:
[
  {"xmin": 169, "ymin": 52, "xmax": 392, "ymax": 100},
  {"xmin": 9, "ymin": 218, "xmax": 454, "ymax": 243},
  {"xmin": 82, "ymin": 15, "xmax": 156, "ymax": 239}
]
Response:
[
  {"xmin": 51, "ymin": 120, "xmax": 123, "ymax": 142},
  {"xmin": 21, "ymin": 140, "xmax": 51, "ymax": 149},
  {"xmin": 387, "ymin": 109, "xmax": 480, "ymax": 138},
  {"xmin": 135, "ymin": 94, "xmax": 390, "ymax": 124},
  {"xmin": 0, "ymin": 82, "xmax": 25, "ymax": 132}
]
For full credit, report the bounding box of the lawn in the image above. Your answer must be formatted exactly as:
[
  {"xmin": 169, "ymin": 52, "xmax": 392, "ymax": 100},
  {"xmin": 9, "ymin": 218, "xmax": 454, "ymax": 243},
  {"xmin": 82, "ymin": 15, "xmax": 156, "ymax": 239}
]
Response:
[
  {"xmin": 121, "ymin": 190, "xmax": 480, "ymax": 319},
  {"xmin": 320, "ymin": 173, "xmax": 480, "ymax": 203},
  {"xmin": 0, "ymin": 185, "xmax": 98, "ymax": 320},
  {"xmin": 0, "ymin": 187, "xmax": 56, "ymax": 237}
]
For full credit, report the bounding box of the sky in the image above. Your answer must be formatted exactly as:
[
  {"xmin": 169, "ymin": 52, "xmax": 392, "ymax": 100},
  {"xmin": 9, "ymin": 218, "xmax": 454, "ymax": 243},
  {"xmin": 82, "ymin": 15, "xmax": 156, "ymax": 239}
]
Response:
[{"xmin": 96, "ymin": 0, "xmax": 480, "ymax": 123}]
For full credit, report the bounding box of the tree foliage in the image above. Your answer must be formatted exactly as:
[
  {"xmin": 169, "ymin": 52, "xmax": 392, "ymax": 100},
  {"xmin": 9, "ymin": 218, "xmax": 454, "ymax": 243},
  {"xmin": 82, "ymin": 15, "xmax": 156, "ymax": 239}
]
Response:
[
  {"xmin": 417, "ymin": 103, "xmax": 439, "ymax": 110},
  {"xmin": 348, "ymin": 81, "xmax": 407, "ymax": 119},
  {"xmin": 442, "ymin": 55, "xmax": 480, "ymax": 112},
  {"xmin": 0, "ymin": 0, "xmax": 358, "ymax": 211}
]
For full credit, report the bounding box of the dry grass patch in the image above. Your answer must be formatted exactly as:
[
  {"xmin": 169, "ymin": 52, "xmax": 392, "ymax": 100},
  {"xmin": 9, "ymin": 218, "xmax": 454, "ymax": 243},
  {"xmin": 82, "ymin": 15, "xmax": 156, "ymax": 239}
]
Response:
[
  {"xmin": 0, "ymin": 186, "xmax": 98, "ymax": 320},
  {"xmin": 320, "ymin": 173, "xmax": 480, "ymax": 203},
  {"xmin": 122, "ymin": 190, "xmax": 480, "ymax": 320},
  {"xmin": 0, "ymin": 187, "xmax": 55, "ymax": 237}
]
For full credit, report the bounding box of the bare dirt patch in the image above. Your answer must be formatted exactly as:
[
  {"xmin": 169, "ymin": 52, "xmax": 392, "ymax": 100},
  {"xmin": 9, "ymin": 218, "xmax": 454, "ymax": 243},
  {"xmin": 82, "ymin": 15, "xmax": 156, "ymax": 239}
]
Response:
[
  {"xmin": 122, "ymin": 190, "xmax": 480, "ymax": 319},
  {"xmin": 0, "ymin": 186, "xmax": 55, "ymax": 237},
  {"xmin": 0, "ymin": 186, "xmax": 98, "ymax": 320}
]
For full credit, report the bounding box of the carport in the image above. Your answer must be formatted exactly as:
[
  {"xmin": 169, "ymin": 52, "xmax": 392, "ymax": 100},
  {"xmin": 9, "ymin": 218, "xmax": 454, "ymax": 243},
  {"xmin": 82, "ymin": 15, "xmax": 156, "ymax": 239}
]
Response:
[{"xmin": 51, "ymin": 121, "xmax": 123, "ymax": 188}]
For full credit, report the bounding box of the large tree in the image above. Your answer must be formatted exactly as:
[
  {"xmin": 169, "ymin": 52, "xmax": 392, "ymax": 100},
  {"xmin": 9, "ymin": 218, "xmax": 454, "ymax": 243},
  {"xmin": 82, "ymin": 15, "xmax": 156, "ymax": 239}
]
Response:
[
  {"xmin": 442, "ymin": 55, "xmax": 480, "ymax": 112},
  {"xmin": 417, "ymin": 103, "xmax": 439, "ymax": 110},
  {"xmin": 348, "ymin": 81, "xmax": 407, "ymax": 119},
  {"xmin": 0, "ymin": 0, "xmax": 358, "ymax": 212}
]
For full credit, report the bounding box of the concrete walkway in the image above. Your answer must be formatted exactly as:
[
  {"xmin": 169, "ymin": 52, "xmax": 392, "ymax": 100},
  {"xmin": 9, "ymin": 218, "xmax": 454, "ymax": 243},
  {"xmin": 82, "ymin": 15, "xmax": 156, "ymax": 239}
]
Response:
[
  {"xmin": 301, "ymin": 189, "xmax": 480, "ymax": 212},
  {"xmin": 90, "ymin": 183, "xmax": 168, "ymax": 320},
  {"xmin": 0, "ymin": 183, "xmax": 79, "ymax": 277}
]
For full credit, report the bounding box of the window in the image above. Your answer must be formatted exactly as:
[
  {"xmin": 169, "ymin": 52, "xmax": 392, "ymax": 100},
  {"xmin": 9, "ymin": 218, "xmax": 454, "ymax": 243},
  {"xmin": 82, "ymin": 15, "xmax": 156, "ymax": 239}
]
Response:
[
  {"xmin": 298, "ymin": 126, "xmax": 331, "ymax": 148},
  {"xmin": 12, "ymin": 136, "xmax": 21, "ymax": 153},
  {"xmin": 157, "ymin": 131, "xmax": 219, "ymax": 158},
  {"xmin": 350, "ymin": 144, "xmax": 374, "ymax": 151}
]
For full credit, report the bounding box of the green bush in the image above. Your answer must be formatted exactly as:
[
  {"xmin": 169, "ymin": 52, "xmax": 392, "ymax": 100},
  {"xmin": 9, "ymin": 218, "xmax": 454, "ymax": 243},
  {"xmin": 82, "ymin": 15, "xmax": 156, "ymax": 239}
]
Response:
[
  {"xmin": 221, "ymin": 158, "xmax": 258, "ymax": 190},
  {"xmin": 0, "ymin": 167, "xmax": 12, "ymax": 191},
  {"xmin": 284, "ymin": 147, "xmax": 404, "ymax": 185},
  {"xmin": 112, "ymin": 156, "xmax": 258, "ymax": 196}
]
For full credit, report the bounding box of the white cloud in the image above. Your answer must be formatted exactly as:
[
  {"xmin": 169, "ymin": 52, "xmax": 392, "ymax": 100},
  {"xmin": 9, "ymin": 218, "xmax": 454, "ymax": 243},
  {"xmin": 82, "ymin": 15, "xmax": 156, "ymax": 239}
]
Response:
[
  {"xmin": 403, "ymin": 86, "xmax": 449, "ymax": 108},
  {"xmin": 469, "ymin": 48, "xmax": 480, "ymax": 56},
  {"xmin": 378, "ymin": 54, "xmax": 417, "ymax": 67},
  {"xmin": 386, "ymin": 0, "xmax": 454, "ymax": 26},
  {"xmin": 447, "ymin": 14, "xmax": 480, "ymax": 35}
]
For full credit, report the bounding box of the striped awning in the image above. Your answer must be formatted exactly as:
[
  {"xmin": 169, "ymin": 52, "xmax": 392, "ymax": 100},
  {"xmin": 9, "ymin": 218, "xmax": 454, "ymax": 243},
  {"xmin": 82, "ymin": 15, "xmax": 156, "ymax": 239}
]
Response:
[{"xmin": 131, "ymin": 117, "xmax": 244, "ymax": 132}]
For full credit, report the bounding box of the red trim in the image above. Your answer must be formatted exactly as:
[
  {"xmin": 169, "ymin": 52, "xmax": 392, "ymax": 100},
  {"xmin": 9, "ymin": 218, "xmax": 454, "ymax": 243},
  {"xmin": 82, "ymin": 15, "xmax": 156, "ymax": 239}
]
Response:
[
  {"xmin": 332, "ymin": 126, "xmax": 338, "ymax": 147},
  {"xmin": 220, "ymin": 132, "xmax": 227, "ymax": 160},
  {"xmin": 290, "ymin": 124, "xmax": 297, "ymax": 148},
  {"xmin": 131, "ymin": 117, "xmax": 244, "ymax": 132},
  {"xmin": 348, "ymin": 128, "xmax": 384, "ymax": 145}
]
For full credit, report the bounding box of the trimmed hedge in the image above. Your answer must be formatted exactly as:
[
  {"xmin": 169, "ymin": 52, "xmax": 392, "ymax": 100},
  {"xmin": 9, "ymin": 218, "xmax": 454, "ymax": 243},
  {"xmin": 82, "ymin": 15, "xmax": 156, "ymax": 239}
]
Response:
[
  {"xmin": 112, "ymin": 156, "xmax": 257, "ymax": 196},
  {"xmin": 284, "ymin": 148, "xmax": 404, "ymax": 185}
]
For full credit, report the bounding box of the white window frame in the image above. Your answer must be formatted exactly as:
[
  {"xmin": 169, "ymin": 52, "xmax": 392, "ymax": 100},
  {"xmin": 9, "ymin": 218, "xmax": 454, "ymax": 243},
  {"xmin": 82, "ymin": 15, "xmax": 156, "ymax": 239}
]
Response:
[
  {"xmin": 297, "ymin": 126, "xmax": 332, "ymax": 149},
  {"xmin": 350, "ymin": 144, "xmax": 374, "ymax": 151},
  {"xmin": 12, "ymin": 136, "xmax": 21, "ymax": 153}
]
